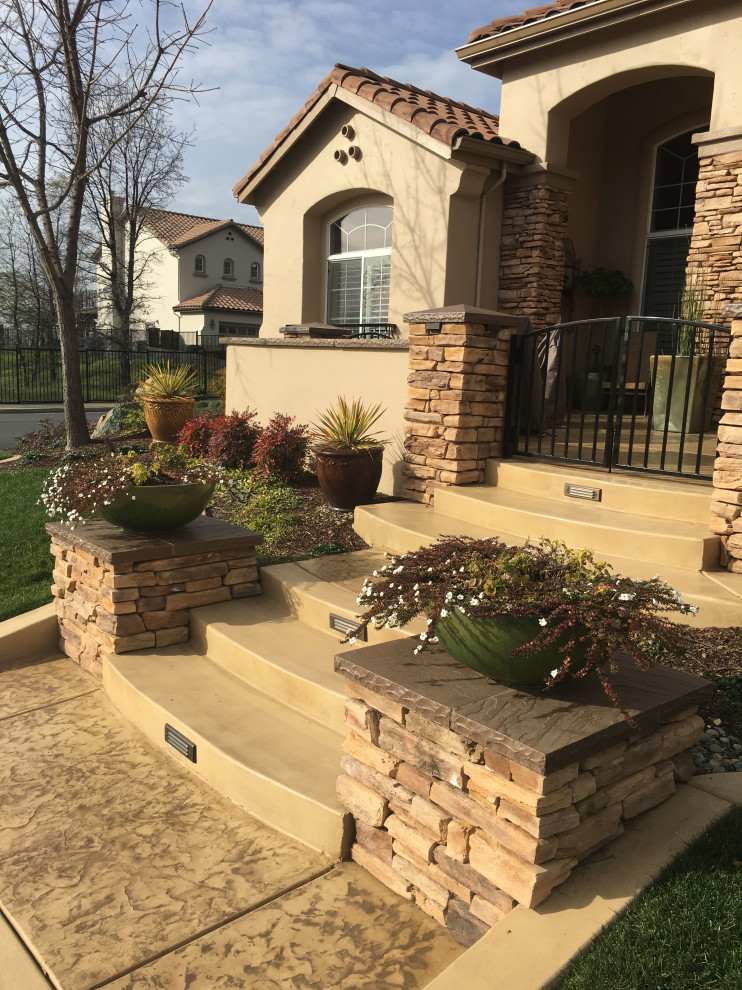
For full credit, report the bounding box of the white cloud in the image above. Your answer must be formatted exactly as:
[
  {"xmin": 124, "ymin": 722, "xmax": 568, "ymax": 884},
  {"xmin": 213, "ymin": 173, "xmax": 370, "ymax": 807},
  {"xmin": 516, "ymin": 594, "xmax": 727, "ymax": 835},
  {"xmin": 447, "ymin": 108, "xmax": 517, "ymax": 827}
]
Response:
[{"xmin": 166, "ymin": 0, "xmax": 527, "ymax": 221}]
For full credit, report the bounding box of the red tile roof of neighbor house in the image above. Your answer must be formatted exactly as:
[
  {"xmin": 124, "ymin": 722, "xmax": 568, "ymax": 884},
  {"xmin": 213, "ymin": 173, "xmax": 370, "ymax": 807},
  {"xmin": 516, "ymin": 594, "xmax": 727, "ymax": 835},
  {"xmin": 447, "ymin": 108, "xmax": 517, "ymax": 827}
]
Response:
[
  {"xmin": 234, "ymin": 63, "xmax": 520, "ymax": 195},
  {"xmin": 467, "ymin": 0, "xmax": 602, "ymax": 44},
  {"xmin": 143, "ymin": 208, "xmax": 264, "ymax": 249},
  {"xmin": 175, "ymin": 285, "xmax": 263, "ymax": 314}
]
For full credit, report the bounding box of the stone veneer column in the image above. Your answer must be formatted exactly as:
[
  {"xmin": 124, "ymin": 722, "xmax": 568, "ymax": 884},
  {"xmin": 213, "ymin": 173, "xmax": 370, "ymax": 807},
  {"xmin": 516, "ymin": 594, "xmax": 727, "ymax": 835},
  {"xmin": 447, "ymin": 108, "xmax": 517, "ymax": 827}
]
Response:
[
  {"xmin": 687, "ymin": 150, "xmax": 742, "ymax": 320},
  {"xmin": 402, "ymin": 305, "xmax": 529, "ymax": 505},
  {"xmin": 497, "ymin": 178, "xmax": 570, "ymax": 328},
  {"xmin": 47, "ymin": 517, "xmax": 262, "ymax": 678},
  {"xmin": 710, "ymin": 312, "xmax": 742, "ymax": 569},
  {"xmin": 334, "ymin": 640, "xmax": 710, "ymax": 947}
]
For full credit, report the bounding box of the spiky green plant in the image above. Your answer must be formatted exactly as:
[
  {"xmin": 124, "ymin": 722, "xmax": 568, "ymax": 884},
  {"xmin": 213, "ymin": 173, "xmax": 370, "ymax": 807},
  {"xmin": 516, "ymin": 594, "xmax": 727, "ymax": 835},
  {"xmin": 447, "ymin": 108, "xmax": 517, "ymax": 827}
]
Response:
[
  {"xmin": 675, "ymin": 268, "xmax": 709, "ymax": 355},
  {"xmin": 136, "ymin": 361, "xmax": 199, "ymax": 399},
  {"xmin": 311, "ymin": 396, "xmax": 386, "ymax": 450}
]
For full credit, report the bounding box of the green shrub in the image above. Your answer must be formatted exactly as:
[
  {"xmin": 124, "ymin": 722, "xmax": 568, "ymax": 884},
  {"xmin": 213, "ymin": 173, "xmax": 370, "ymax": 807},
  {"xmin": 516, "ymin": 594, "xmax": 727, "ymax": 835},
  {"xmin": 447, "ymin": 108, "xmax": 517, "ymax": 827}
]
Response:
[{"xmin": 211, "ymin": 470, "xmax": 302, "ymax": 548}]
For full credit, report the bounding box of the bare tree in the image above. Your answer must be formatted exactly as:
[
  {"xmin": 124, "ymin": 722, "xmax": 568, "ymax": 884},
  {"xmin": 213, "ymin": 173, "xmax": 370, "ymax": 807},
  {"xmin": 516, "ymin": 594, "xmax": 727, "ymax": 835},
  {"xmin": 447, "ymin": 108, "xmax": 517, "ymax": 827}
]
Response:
[
  {"xmin": 86, "ymin": 98, "xmax": 190, "ymax": 353},
  {"xmin": 0, "ymin": 0, "xmax": 210, "ymax": 447}
]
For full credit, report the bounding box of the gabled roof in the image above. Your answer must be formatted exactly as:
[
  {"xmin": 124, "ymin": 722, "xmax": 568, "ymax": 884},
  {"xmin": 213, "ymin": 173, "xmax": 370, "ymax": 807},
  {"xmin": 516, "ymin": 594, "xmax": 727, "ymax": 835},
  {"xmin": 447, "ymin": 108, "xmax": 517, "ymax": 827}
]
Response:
[
  {"xmin": 143, "ymin": 208, "xmax": 264, "ymax": 249},
  {"xmin": 467, "ymin": 0, "xmax": 602, "ymax": 44},
  {"xmin": 174, "ymin": 285, "xmax": 263, "ymax": 314},
  {"xmin": 233, "ymin": 63, "xmax": 521, "ymax": 198}
]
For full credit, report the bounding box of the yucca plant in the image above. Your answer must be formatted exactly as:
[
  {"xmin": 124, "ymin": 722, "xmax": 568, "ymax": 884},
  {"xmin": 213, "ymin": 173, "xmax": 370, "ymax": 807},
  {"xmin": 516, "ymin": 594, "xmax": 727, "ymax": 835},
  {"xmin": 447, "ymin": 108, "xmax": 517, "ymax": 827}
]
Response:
[
  {"xmin": 311, "ymin": 396, "xmax": 386, "ymax": 451},
  {"xmin": 136, "ymin": 361, "xmax": 199, "ymax": 399}
]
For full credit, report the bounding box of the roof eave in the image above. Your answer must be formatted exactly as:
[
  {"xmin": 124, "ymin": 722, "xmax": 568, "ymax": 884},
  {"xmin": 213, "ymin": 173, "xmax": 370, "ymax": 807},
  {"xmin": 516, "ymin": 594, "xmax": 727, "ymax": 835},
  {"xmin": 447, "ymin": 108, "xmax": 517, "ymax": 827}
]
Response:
[
  {"xmin": 457, "ymin": 0, "xmax": 695, "ymax": 76},
  {"xmin": 233, "ymin": 88, "xmax": 336, "ymax": 203},
  {"xmin": 451, "ymin": 134, "xmax": 536, "ymax": 167}
]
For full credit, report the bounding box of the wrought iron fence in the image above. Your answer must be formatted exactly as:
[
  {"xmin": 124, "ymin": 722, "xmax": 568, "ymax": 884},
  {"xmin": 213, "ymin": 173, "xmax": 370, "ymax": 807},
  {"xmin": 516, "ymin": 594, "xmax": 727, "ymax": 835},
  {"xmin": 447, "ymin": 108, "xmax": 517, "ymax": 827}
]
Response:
[
  {"xmin": 505, "ymin": 316, "xmax": 730, "ymax": 479},
  {"xmin": 0, "ymin": 347, "xmax": 226, "ymax": 404}
]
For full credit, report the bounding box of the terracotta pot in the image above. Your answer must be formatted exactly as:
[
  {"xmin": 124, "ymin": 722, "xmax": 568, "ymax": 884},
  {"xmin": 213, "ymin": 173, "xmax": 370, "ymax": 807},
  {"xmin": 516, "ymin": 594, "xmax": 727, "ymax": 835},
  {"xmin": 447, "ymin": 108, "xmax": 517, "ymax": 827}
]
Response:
[
  {"xmin": 314, "ymin": 446, "xmax": 384, "ymax": 511},
  {"xmin": 98, "ymin": 482, "xmax": 216, "ymax": 533},
  {"xmin": 436, "ymin": 610, "xmax": 589, "ymax": 686},
  {"xmin": 143, "ymin": 396, "xmax": 195, "ymax": 443}
]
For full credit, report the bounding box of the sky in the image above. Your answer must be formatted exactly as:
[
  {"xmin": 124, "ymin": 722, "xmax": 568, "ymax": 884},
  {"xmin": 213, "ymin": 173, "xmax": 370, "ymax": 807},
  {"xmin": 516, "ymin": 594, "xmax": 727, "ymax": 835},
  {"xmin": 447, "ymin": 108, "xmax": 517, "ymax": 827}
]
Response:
[{"xmin": 168, "ymin": 1, "xmax": 531, "ymax": 225}]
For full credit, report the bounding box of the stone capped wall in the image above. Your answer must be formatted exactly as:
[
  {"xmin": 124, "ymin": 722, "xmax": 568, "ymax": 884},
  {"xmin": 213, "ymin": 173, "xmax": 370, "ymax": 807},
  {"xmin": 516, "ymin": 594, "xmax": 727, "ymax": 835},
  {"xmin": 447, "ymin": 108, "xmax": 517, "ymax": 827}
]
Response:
[
  {"xmin": 48, "ymin": 518, "xmax": 262, "ymax": 677},
  {"xmin": 402, "ymin": 306, "xmax": 528, "ymax": 504},
  {"xmin": 335, "ymin": 641, "xmax": 710, "ymax": 947},
  {"xmin": 497, "ymin": 180, "xmax": 570, "ymax": 329},
  {"xmin": 687, "ymin": 152, "xmax": 742, "ymax": 321}
]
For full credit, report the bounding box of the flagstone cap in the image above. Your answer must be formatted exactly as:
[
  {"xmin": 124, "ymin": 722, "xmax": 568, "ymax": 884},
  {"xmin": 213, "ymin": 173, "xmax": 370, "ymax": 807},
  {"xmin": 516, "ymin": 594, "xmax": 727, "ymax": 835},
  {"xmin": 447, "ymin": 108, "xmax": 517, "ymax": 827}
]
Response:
[{"xmin": 335, "ymin": 638, "xmax": 712, "ymax": 773}]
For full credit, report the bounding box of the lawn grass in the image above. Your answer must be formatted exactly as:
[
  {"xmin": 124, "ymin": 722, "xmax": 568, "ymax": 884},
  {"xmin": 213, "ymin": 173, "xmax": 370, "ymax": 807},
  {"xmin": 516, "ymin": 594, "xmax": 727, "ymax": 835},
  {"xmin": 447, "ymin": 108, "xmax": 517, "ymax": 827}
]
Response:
[
  {"xmin": 0, "ymin": 468, "xmax": 54, "ymax": 622},
  {"xmin": 547, "ymin": 805, "xmax": 742, "ymax": 990}
]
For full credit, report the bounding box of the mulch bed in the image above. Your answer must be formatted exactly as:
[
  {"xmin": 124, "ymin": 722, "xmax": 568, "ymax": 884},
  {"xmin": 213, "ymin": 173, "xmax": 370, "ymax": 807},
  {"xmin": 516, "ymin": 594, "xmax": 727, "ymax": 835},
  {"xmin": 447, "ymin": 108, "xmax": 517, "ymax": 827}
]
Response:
[{"xmin": 4, "ymin": 436, "xmax": 741, "ymax": 735}]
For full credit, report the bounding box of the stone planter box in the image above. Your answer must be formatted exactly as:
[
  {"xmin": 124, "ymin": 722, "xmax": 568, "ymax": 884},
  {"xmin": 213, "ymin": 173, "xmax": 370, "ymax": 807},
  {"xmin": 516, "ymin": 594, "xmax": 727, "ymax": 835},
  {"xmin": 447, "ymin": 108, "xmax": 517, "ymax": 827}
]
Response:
[
  {"xmin": 334, "ymin": 639, "xmax": 711, "ymax": 947},
  {"xmin": 47, "ymin": 517, "xmax": 263, "ymax": 678}
]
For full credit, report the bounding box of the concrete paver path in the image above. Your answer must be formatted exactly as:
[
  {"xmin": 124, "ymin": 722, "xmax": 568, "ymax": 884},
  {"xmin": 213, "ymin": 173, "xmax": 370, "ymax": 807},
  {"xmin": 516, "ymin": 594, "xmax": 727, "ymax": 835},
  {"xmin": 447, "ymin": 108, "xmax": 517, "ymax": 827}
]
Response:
[{"xmin": 0, "ymin": 656, "xmax": 462, "ymax": 989}]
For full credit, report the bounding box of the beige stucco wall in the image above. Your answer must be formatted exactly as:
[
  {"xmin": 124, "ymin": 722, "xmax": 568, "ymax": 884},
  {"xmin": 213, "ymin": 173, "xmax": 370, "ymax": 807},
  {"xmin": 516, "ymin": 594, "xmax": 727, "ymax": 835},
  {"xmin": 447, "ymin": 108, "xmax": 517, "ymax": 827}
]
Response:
[
  {"xmin": 226, "ymin": 339, "xmax": 409, "ymax": 494},
  {"xmin": 245, "ymin": 98, "xmax": 504, "ymax": 336},
  {"xmin": 177, "ymin": 230, "xmax": 263, "ymax": 307},
  {"xmin": 496, "ymin": 1, "xmax": 741, "ymax": 164}
]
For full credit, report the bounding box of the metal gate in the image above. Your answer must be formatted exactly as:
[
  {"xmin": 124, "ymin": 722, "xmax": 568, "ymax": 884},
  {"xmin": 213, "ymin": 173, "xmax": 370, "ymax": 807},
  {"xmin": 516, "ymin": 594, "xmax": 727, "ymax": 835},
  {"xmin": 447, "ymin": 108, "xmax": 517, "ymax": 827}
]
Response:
[{"xmin": 505, "ymin": 316, "xmax": 730, "ymax": 480}]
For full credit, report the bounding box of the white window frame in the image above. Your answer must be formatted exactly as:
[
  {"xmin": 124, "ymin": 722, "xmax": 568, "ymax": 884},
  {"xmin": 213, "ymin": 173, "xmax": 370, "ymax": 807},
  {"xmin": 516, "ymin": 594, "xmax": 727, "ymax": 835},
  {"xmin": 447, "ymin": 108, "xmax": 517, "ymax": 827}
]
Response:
[
  {"xmin": 223, "ymin": 258, "xmax": 234, "ymax": 278},
  {"xmin": 194, "ymin": 254, "xmax": 206, "ymax": 274},
  {"xmin": 325, "ymin": 206, "xmax": 392, "ymax": 326}
]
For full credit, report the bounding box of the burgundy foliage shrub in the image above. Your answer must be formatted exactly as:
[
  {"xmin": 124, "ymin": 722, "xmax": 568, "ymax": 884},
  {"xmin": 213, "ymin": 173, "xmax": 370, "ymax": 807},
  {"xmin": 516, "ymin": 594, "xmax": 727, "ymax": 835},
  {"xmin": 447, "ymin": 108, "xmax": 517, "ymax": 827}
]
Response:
[
  {"xmin": 252, "ymin": 413, "xmax": 309, "ymax": 482},
  {"xmin": 178, "ymin": 415, "xmax": 219, "ymax": 459},
  {"xmin": 208, "ymin": 410, "xmax": 260, "ymax": 469}
]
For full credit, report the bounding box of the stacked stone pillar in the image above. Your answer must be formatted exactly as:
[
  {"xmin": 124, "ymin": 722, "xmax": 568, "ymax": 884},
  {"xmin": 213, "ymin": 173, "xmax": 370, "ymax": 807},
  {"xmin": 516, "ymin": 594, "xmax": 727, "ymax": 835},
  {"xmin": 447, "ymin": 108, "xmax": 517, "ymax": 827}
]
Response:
[
  {"xmin": 497, "ymin": 177, "xmax": 571, "ymax": 328},
  {"xmin": 709, "ymin": 312, "xmax": 742, "ymax": 569},
  {"xmin": 687, "ymin": 145, "xmax": 742, "ymax": 320},
  {"xmin": 47, "ymin": 517, "xmax": 262, "ymax": 678},
  {"xmin": 402, "ymin": 305, "xmax": 529, "ymax": 504},
  {"xmin": 334, "ymin": 641, "xmax": 708, "ymax": 947}
]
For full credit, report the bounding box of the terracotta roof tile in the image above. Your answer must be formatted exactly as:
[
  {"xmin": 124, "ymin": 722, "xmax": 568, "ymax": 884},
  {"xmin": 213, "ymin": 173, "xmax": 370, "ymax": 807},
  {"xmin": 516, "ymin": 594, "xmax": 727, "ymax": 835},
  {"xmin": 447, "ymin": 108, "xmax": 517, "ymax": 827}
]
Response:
[
  {"xmin": 143, "ymin": 208, "xmax": 264, "ymax": 249},
  {"xmin": 467, "ymin": 0, "xmax": 600, "ymax": 44},
  {"xmin": 234, "ymin": 63, "xmax": 518, "ymax": 196},
  {"xmin": 175, "ymin": 285, "xmax": 263, "ymax": 314}
]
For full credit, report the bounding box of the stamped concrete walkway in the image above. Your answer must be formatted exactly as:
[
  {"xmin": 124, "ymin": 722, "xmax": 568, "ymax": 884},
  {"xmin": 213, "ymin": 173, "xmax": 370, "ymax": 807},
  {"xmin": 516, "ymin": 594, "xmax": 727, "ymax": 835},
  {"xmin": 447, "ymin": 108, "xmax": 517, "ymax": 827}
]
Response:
[{"xmin": 0, "ymin": 655, "xmax": 462, "ymax": 990}]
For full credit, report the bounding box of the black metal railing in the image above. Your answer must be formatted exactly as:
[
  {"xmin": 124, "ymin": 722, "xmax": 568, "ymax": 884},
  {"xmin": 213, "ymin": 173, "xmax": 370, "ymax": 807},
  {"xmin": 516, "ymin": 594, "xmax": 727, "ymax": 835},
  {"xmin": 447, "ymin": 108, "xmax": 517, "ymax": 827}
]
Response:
[
  {"xmin": 334, "ymin": 323, "xmax": 399, "ymax": 339},
  {"xmin": 505, "ymin": 316, "xmax": 730, "ymax": 479},
  {"xmin": 0, "ymin": 347, "xmax": 226, "ymax": 403}
]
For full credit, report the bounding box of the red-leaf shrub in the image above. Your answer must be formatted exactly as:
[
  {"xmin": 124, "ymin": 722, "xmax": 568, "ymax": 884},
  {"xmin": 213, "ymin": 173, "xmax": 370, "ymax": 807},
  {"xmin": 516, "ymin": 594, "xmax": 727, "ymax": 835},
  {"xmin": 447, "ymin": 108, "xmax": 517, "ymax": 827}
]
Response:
[
  {"xmin": 208, "ymin": 410, "xmax": 260, "ymax": 468},
  {"xmin": 252, "ymin": 413, "xmax": 309, "ymax": 482},
  {"xmin": 178, "ymin": 415, "xmax": 219, "ymax": 458}
]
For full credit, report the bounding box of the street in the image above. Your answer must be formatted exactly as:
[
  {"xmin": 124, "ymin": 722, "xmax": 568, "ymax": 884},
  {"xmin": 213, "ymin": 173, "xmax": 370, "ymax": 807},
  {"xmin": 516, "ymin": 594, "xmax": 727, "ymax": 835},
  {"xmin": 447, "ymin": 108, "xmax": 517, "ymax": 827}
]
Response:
[{"xmin": 0, "ymin": 405, "xmax": 112, "ymax": 451}]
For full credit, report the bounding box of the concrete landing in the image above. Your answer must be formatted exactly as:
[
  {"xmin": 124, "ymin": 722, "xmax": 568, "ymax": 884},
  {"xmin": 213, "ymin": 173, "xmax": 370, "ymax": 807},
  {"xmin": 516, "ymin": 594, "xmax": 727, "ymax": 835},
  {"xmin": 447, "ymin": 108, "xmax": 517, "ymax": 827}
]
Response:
[{"xmin": 0, "ymin": 655, "xmax": 462, "ymax": 990}]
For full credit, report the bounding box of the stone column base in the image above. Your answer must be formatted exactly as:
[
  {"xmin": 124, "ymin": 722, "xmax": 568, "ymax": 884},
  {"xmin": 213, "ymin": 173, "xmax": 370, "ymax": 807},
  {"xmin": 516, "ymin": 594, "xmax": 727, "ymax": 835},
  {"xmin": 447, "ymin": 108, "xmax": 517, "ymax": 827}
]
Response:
[{"xmin": 47, "ymin": 517, "xmax": 262, "ymax": 678}]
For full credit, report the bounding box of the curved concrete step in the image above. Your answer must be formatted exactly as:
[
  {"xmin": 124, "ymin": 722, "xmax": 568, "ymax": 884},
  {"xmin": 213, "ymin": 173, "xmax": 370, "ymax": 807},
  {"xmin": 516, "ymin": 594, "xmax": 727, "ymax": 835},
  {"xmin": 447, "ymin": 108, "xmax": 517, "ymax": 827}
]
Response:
[
  {"xmin": 486, "ymin": 459, "xmax": 712, "ymax": 524},
  {"xmin": 189, "ymin": 597, "xmax": 349, "ymax": 733},
  {"xmin": 433, "ymin": 484, "xmax": 718, "ymax": 570},
  {"xmin": 104, "ymin": 647, "xmax": 352, "ymax": 858}
]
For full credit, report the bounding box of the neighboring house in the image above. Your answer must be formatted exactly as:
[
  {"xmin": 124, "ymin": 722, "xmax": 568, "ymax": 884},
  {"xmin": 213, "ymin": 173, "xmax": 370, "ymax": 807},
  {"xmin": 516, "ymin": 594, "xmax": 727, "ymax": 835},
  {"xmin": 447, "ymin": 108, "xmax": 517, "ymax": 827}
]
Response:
[
  {"xmin": 233, "ymin": 0, "xmax": 740, "ymax": 335},
  {"xmin": 96, "ymin": 207, "xmax": 264, "ymax": 348}
]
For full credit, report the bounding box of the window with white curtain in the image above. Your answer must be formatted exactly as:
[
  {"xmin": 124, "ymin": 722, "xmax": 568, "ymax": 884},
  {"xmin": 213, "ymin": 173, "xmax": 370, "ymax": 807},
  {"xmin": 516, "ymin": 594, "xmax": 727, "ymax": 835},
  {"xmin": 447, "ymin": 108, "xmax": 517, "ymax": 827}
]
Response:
[{"xmin": 326, "ymin": 206, "xmax": 392, "ymax": 325}]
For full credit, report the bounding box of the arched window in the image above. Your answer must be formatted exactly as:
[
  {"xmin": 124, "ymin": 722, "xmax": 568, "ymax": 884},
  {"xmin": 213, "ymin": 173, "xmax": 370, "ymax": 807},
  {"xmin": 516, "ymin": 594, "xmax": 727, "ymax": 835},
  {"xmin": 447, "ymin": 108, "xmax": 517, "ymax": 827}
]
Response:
[
  {"xmin": 250, "ymin": 261, "xmax": 261, "ymax": 281},
  {"xmin": 194, "ymin": 254, "xmax": 206, "ymax": 274},
  {"xmin": 327, "ymin": 206, "xmax": 393, "ymax": 325},
  {"xmin": 223, "ymin": 258, "xmax": 234, "ymax": 277},
  {"xmin": 642, "ymin": 128, "xmax": 705, "ymax": 317}
]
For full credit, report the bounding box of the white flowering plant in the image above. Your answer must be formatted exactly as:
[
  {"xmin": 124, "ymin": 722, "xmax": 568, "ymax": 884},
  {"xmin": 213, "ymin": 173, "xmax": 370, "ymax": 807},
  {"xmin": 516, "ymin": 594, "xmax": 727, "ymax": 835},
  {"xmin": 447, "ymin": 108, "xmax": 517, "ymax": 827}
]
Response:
[
  {"xmin": 39, "ymin": 443, "xmax": 225, "ymax": 527},
  {"xmin": 352, "ymin": 536, "xmax": 696, "ymax": 709}
]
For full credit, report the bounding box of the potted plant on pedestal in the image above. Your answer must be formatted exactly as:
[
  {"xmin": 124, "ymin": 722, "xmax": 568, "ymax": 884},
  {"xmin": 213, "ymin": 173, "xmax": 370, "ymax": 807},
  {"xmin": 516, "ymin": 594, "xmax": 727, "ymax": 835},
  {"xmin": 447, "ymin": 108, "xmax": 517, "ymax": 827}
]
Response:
[
  {"xmin": 351, "ymin": 535, "xmax": 695, "ymax": 715},
  {"xmin": 40, "ymin": 443, "xmax": 224, "ymax": 532},
  {"xmin": 311, "ymin": 397, "xmax": 387, "ymax": 511},
  {"xmin": 136, "ymin": 361, "xmax": 199, "ymax": 443}
]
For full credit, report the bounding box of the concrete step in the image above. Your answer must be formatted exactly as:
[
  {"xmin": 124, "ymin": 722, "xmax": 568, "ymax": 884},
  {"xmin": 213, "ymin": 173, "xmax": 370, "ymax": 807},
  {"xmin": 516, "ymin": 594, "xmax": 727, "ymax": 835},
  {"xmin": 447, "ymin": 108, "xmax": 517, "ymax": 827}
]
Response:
[
  {"xmin": 189, "ymin": 596, "xmax": 349, "ymax": 733},
  {"xmin": 104, "ymin": 647, "xmax": 352, "ymax": 858},
  {"xmin": 485, "ymin": 459, "xmax": 712, "ymax": 524},
  {"xmin": 353, "ymin": 501, "xmax": 742, "ymax": 627},
  {"xmin": 433, "ymin": 484, "xmax": 719, "ymax": 570}
]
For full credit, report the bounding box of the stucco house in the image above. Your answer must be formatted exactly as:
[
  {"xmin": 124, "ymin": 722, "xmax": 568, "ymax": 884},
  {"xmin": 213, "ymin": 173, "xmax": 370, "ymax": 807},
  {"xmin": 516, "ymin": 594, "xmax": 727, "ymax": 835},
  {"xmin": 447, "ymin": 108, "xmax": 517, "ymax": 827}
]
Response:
[
  {"xmin": 226, "ymin": 0, "xmax": 741, "ymax": 493},
  {"xmin": 95, "ymin": 207, "xmax": 265, "ymax": 349}
]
